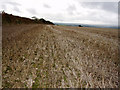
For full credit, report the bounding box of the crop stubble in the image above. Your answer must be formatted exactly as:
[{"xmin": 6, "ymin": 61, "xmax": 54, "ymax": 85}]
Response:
[{"xmin": 2, "ymin": 24, "xmax": 118, "ymax": 88}]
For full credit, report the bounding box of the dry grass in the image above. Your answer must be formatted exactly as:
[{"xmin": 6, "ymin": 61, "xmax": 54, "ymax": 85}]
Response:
[{"xmin": 2, "ymin": 24, "xmax": 119, "ymax": 88}]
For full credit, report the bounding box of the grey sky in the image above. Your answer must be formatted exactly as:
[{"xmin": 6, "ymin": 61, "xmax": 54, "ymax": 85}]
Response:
[
  {"xmin": 27, "ymin": 8, "xmax": 38, "ymax": 15},
  {"xmin": 0, "ymin": 0, "xmax": 119, "ymax": 26},
  {"xmin": 66, "ymin": 5, "xmax": 76, "ymax": 15},
  {"xmin": 43, "ymin": 4, "xmax": 51, "ymax": 8},
  {"xmin": 80, "ymin": 2, "xmax": 118, "ymax": 13}
]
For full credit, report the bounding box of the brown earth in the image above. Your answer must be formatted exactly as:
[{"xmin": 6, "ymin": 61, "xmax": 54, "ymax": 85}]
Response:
[{"xmin": 2, "ymin": 24, "xmax": 119, "ymax": 88}]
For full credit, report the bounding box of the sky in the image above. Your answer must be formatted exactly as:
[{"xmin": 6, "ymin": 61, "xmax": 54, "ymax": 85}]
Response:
[{"xmin": 0, "ymin": 0, "xmax": 119, "ymax": 26}]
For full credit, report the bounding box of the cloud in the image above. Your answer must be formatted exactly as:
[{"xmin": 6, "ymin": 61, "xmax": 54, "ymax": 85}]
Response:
[
  {"xmin": 5, "ymin": 2, "xmax": 21, "ymax": 6},
  {"xmin": 66, "ymin": 4, "xmax": 76, "ymax": 15},
  {"xmin": 75, "ymin": 0, "xmax": 119, "ymax": 2},
  {"xmin": 0, "ymin": 1, "xmax": 21, "ymax": 12},
  {"xmin": 27, "ymin": 8, "xmax": 38, "ymax": 15},
  {"xmin": 1, "ymin": 5, "xmax": 6, "ymax": 10},
  {"xmin": 43, "ymin": 4, "xmax": 51, "ymax": 8},
  {"xmin": 0, "ymin": 0, "xmax": 118, "ymax": 26},
  {"xmin": 0, "ymin": 1, "xmax": 21, "ymax": 7},
  {"xmin": 67, "ymin": 5, "xmax": 76, "ymax": 11},
  {"xmin": 80, "ymin": 2, "xmax": 118, "ymax": 13},
  {"xmin": 13, "ymin": 7, "xmax": 21, "ymax": 13}
]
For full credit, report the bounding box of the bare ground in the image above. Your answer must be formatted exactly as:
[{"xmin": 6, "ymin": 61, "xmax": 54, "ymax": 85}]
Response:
[{"xmin": 2, "ymin": 24, "xmax": 119, "ymax": 88}]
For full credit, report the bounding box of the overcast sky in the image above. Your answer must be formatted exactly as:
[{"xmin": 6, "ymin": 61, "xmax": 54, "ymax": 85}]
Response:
[{"xmin": 0, "ymin": 0, "xmax": 119, "ymax": 26}]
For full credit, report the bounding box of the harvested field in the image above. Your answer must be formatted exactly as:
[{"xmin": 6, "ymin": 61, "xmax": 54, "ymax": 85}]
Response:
[{"xmin": 2, "ymin": 24, "xmax": 118, "ymax": 88}]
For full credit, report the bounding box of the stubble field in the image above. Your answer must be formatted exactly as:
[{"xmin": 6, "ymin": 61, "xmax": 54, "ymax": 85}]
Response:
[{"xmin": 2, "ymin": 24, "xmax": 119, "ymax": 88}]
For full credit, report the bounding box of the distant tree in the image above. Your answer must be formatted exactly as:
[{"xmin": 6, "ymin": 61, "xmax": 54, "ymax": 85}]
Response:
[
  {"xmin": 32, "ymin": 16, "xmax": 39, "ymax": 23},
  {"xmin": 78, "ymin": 25, "xmax": 83, "ymax": 27},
  {"xmin": 32, "ymin": 16, "xmax": 37, "ymax": 19},
  {"xmin": 1, "ymin": 10, "xmax": 5, "ymax": 14},
  {"xmin": 39, "ymin": 18, "xmax": 46, "ymax": 22},
  {"xmin": 32, "ymin": 16, "xmax": 39, "ymax": 20}
]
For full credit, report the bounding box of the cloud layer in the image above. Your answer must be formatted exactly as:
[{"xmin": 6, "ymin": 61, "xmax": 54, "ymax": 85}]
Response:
[{"xmin": 0, "ymin": 0, "xmax": 118, "ymax": 26}]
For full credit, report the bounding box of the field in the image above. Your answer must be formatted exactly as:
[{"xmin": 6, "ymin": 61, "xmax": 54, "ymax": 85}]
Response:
[{"xmin": 2, "ymin": 24, "xmax": 118, "ymax": 88}]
